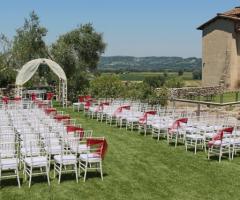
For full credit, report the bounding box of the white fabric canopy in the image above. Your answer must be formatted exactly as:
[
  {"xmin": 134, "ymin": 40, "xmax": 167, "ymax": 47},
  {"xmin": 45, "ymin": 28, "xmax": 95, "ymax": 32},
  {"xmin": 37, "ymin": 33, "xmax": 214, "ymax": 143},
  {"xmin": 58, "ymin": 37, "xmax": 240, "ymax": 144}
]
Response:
[{"xmin": 15, "ymin": 58, "xmax": 67, "ymax": 86}]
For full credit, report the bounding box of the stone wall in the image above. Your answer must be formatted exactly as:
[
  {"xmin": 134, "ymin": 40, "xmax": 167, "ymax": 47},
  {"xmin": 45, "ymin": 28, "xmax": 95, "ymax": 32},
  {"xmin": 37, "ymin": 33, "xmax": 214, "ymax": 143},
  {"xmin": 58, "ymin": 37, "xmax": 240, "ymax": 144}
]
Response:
[{"xmin": 156, "ymin": 86, "xmax": 225, "ymax": 99}]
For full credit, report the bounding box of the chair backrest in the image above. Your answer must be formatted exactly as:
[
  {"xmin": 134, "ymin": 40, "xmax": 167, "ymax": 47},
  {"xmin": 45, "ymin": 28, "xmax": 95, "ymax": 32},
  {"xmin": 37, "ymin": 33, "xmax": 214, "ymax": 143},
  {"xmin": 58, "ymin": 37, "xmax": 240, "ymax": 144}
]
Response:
[
  {"xmin": 114, "ymin": 105, "xmax": 131, "ymax": 116},
  {"xmin": 14, "ymin": 96, "xmax": 22, "ymax": 102},
  {"xmin": 78, "ymin": 96, "xmax": 85, "ymax": 103},
  {"xmin": 31, "ymin": 93, "xmax": 37, "ymax": 101},
  {"xmin": 45, "ymin": 108, "xmax": 57, "ymax": 116},
  {"xmin": 139, "ymin": 110, "xmax": 157, "ymax": 124},
  {"xmin": 66, "ymin": 125, "xmax": 83, "ymax": 134},
  {"xmin": 170, "ymin": 118, "xmax": 188, "ymax": 130},
  {"xmin": 208, "ymin": 127, "xmax": 234, "ymax": 147},
  {"xmin": 2, "ymin": 96, "xmax": 9, "ymax": 104},
  {"xmin": 84, "ymin": 95, "xmax": 92, "ymax": 101},
  {"xmin": 46, "ymin": 92, "xmax": 54, "ymax": 100},
  {"xmin": 54, "ymin": 114, "xmax": 71, "ymax": 122},
  {"xmin": 87, "ymin": 137, "xmax": 108, "ymax": 159},
  {"xmin": 0, "ymin": 142, "xmax": 16, "ymax": 158},
  {"xmin": 96, "ymin": 102, "xmax": 110, "ymax": 112},
  {"xmin": 214, "ymin": 127, "xmax": 234, "ymax": 140},
  {"xmin": 85, "ymin": 101, "xmax": 91, "ymax": 110}
]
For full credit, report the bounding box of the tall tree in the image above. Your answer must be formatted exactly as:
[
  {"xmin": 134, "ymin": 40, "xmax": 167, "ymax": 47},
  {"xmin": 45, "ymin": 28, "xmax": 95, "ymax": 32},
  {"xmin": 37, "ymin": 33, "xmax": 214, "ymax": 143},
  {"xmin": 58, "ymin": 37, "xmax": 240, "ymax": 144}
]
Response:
[
  {"xmin": 51, "ymin": 23, "xmax": 106, "ymax": 100},
  {"xmin": 0, "ymin": 34, "xmax": 16, "ymax": 87},
  {"xmin": 11, "ymin": 11, "xmax": 48, "ymax": 68},
  {"xmin": 51, "ymin": 23, "xmax": 106, "ymax": 77}
]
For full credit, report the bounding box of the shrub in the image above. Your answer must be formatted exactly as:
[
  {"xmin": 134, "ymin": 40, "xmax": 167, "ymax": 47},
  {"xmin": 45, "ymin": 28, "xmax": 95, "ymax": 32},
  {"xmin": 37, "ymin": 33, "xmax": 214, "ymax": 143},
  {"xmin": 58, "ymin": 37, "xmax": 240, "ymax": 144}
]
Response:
[
  {"xmin": 90, "ymin": 75, "xmax": 124, "ymax": 98},
  {"xmin": 165, "ymin": 77, "xmax": 185, "ymax": 88}
]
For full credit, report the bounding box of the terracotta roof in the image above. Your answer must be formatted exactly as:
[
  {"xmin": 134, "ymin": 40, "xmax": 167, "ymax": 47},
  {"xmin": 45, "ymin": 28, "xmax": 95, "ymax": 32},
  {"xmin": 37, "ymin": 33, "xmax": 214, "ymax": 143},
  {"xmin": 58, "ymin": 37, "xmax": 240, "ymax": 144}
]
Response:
[
  {"xmin": 223, "ymin": 7, "xmax": 240, "ymax": 17},
  {"xmin": 197, "ymin": 7, "xmax": 240, "ymax": 30}
]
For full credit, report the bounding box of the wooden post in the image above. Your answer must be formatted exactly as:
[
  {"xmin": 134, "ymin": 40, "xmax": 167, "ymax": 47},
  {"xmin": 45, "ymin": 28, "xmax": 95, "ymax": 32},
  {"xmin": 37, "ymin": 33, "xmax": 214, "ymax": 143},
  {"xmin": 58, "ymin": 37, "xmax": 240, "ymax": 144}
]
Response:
[{"xmin": 197, "ymin": 103, "xmax": 200, "ymax": 117}]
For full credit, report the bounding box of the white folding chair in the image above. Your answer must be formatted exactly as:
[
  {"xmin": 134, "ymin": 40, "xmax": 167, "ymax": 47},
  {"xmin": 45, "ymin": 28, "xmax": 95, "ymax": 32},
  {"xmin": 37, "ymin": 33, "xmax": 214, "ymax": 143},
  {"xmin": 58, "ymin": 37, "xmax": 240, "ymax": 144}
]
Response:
[
  {"xmin": 23, "ymin": 141, "xmax": 50, "ymax": 187},
  {"xmin": 79, "ymin": 137, "xmax": 107, "ymax": 182},
  {"xmin": 0, "ymin": 142, "xmax": 20, "ymax": 188},
  {"xmin": 53, "ymin": 142, "xmax": 78, "ymax": 184}
]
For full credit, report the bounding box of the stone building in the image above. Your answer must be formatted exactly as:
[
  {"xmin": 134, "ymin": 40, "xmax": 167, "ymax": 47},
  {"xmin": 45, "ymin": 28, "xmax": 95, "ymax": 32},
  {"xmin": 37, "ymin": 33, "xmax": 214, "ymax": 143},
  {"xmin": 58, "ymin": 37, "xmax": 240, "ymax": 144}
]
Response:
[{"xmin": 198, "ymin": 7, "xmax": 240, "ymax": 89}]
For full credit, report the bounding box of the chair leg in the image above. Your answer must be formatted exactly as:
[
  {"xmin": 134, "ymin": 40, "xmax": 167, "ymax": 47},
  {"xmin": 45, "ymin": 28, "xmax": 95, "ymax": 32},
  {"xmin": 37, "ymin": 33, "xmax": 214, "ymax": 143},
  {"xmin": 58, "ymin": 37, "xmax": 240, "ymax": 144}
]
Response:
[
  {"xmin": 232, "ymin": 147, "xmax": 235, "ymax": 160},
  {"xmin": 194, "ymin": 140, "xmax": 197, "ymax": 154},
  {"xmin": 228, "ymin": 147, "xmax": 231, "ymax": 161},
  {"xmin": 46, "ymin": 165, "xmax": 50, "ymax": 186},
  {"xmin": 219, "ymin": 148, "xmax": 222, "ymax": 163},
  {"xmin": 175, "ymin": 135, "xmax": 178, "ymax": 148},
  {"xmin": 78, "ymin": 162, "xmax": 81, "ymax": 177},
  {"xmin": 75, "ymin": 164, "xmax": 78, "ymax": 183},
  {"xmin": 0, "ymin": 169, "xmax": 1, "ymax": 186},
  {"xmin": 28, "ymin": 166, "xmax": 32, "ymax": 188},
  {"xmin": 100, "ymin": 161, "xmax": 103, "ymax": 181},
  {"xmin": 53, "ymin": 163, "xmax": 56, "ymax": 178},
  {"xmin": 84, "ymin": 162, "xmax": 88, "ymax": 182},
  {"xmin": 58, "ymin": 164, "xmax": 62, "ymax": 184},
  {"xmin": 16, "ymin": 168, "xmax": 21, "ymax": 188},
  {"xmin": 23, "ymin": 162, "xmax": 26, "ymax": 178},
  {"xmin": 204, "ymin": 141, "xmax": 206, "ymax": 152}
]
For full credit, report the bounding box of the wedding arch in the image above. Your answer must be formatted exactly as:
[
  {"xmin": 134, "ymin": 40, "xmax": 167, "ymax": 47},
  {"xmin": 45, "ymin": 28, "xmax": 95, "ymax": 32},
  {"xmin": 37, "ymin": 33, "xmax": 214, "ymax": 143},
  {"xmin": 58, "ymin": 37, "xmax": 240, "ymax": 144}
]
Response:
[{"xmin": 15, "ymin": 58, "xmax": 67, "ymax": 106}]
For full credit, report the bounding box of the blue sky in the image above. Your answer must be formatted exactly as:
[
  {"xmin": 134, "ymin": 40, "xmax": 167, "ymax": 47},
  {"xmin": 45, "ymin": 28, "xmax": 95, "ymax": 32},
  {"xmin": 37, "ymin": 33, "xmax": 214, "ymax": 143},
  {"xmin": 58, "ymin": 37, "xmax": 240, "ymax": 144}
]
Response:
[{"xmin": 0, "ymin": 0, "xmax": 238, "ymax": 57}]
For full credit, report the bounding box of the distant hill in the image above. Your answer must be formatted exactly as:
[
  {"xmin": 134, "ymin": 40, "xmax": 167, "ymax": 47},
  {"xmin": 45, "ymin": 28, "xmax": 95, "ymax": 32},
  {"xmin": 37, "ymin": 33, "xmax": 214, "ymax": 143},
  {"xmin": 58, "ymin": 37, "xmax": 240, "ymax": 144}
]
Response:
[{"xmin": 98, "ymin": 56, "xmax": 202, "ymax": 72}]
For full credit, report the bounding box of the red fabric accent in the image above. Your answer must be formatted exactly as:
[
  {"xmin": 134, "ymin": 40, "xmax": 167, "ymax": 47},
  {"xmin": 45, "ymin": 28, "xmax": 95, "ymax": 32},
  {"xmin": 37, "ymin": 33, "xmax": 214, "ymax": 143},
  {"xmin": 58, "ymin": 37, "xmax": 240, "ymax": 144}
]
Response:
[
  {"xmin": 54, "ymin": 115, "xmax": 71, "ymax": 122},
  {"xmin": 84, "ymin": 101, "xmax": 91, "ymax": 110},
  {"xmin": 45, "ymin": 108, "xmax": 57, "ymax": 115},
  {"xmin": 96, "ymin": 102, "xmax": 110, "ymax": 112},
  {"xmin": 87, "ymin": 138, "xmax": 108, "ymax": 159},
  {"xmin": 84, "ymin": 95, "xmax": 92, "ymax": 101},
  {"xmin": 113, "ymin": 105, "xmax": 130, "ymax": 116},
  {"xmin": 177, "ymin": 118, "xmax": 188, "ymax": 124},
  {"xmin": 66, "ymin": 125, "xmax": 84, "ymax": 139},
  {"xmin": 66, "ymin": 125, "xmax": 83, "ymax": 133},
  {"xmin": 46, "ymin": 92, "xmax": 54, "ymax": 100},
  {"xmin": 37, "ymin": 101, "xmax": 48, "ymax": 108},
  {"xmin": 31, "ymin": 93, "xmax": 36, "ymax": 101},
  {"xmin": 168, "ymin": 118, "xmax": 188, "ymax": 132},
  {"xmin": 139, "ymin": 111, "xmax": 157, "ymax": 124},
  {"xmin": 2, "ymin": 96, "xmax": 9, "ymax": 104},
  {"xmin": 14, "ymin": 96, "xmax": 21, "ymax": 101},
  {"xmin": 208, "ymin": 127, "xmax": 234, "ymax": 147},
  {"xmin": 78, "ymin": 96, "xmax": 85, "ymax": 103}
]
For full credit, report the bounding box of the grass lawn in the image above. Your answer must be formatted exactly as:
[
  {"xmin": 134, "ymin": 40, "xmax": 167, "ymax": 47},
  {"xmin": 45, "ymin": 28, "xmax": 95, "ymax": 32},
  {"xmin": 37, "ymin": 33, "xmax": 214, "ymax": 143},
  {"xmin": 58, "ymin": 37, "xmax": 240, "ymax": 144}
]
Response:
[
  {"xmin": 1, "ymin": 105, "xmax": 240, "ymax": 200},
  {"xmin": 103, "ymin": 72, "xmax": 193, "ymax": 81},
  {"xmin": 191, "ymin": 92, "xmax": 240, "ymax": 103}
]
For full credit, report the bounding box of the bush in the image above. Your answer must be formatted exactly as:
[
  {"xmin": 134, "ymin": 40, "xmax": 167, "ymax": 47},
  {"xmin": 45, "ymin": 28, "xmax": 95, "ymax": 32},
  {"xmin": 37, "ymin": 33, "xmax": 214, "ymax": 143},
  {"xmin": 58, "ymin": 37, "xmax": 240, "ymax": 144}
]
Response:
[
  {"xmin": 90, "ymin": 75, "xmax": 124, "ymax": 98},
  {"xmin": 68, "ymin": 72, "xmax": 90, "ymax": 101},
  {"xmin": 178, "ymin": 69, "xmax": 184, "ymax": 76},
  {"xmin": 148, "ymin": 87, "xmax": 169, "ymax": 106},
  {"xmin": 165, "ymin": 77, "xmax": 185, "ymax": 88},
  {"xmin": 143, "ymin": 75, "xmax": 166, "ymax": 88},
  {"xmin": 192, "ymin": 69, "xmax": 202, "ymax": 80}
]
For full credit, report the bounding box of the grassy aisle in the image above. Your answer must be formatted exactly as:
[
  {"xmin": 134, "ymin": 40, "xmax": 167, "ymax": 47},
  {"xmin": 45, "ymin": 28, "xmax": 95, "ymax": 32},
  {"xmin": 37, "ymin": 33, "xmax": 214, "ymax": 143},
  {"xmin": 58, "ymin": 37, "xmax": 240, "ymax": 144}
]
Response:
[{"xmin": 1, "ymin": 106, "xmax": 240, "ymax": 200}]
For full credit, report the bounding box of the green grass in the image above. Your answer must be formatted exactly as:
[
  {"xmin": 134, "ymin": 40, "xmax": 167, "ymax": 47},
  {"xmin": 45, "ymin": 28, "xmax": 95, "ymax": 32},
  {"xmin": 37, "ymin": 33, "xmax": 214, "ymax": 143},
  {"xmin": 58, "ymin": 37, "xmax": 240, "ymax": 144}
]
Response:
[
  {"xmin": 189, "ymin": 92, "xmax": 239, "ymax": 103},
  {"xmin": 103, "ymin": 72, "xmax": 193, "ymax": 81},
  {"xmin": 1, "ymin": 105, "xmax": 240, "ymax": 199}
]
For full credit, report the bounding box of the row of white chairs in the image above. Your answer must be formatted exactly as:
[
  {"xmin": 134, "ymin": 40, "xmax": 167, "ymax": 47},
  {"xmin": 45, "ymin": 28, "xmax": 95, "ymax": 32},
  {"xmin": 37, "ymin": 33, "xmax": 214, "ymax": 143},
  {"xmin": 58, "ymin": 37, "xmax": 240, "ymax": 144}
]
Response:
[
  {"xmin": 0, "ymin": 102, "xmax": 107, "ymax": 188},
  {"xmin": 82, "ymin": 99, "xmax": 240, "ymax": 162}
]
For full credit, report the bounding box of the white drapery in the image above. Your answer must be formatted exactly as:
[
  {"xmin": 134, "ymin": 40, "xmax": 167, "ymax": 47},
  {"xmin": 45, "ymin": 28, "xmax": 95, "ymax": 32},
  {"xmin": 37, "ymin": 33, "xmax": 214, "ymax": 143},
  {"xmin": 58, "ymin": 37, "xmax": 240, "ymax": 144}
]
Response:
[
  {"xmin": 15, "ymin": 58, "xmax": 67, "ymax": 107},
  {"xmin": 16, "ymin": 58, "xmax": 67, "ymax": 86}
]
